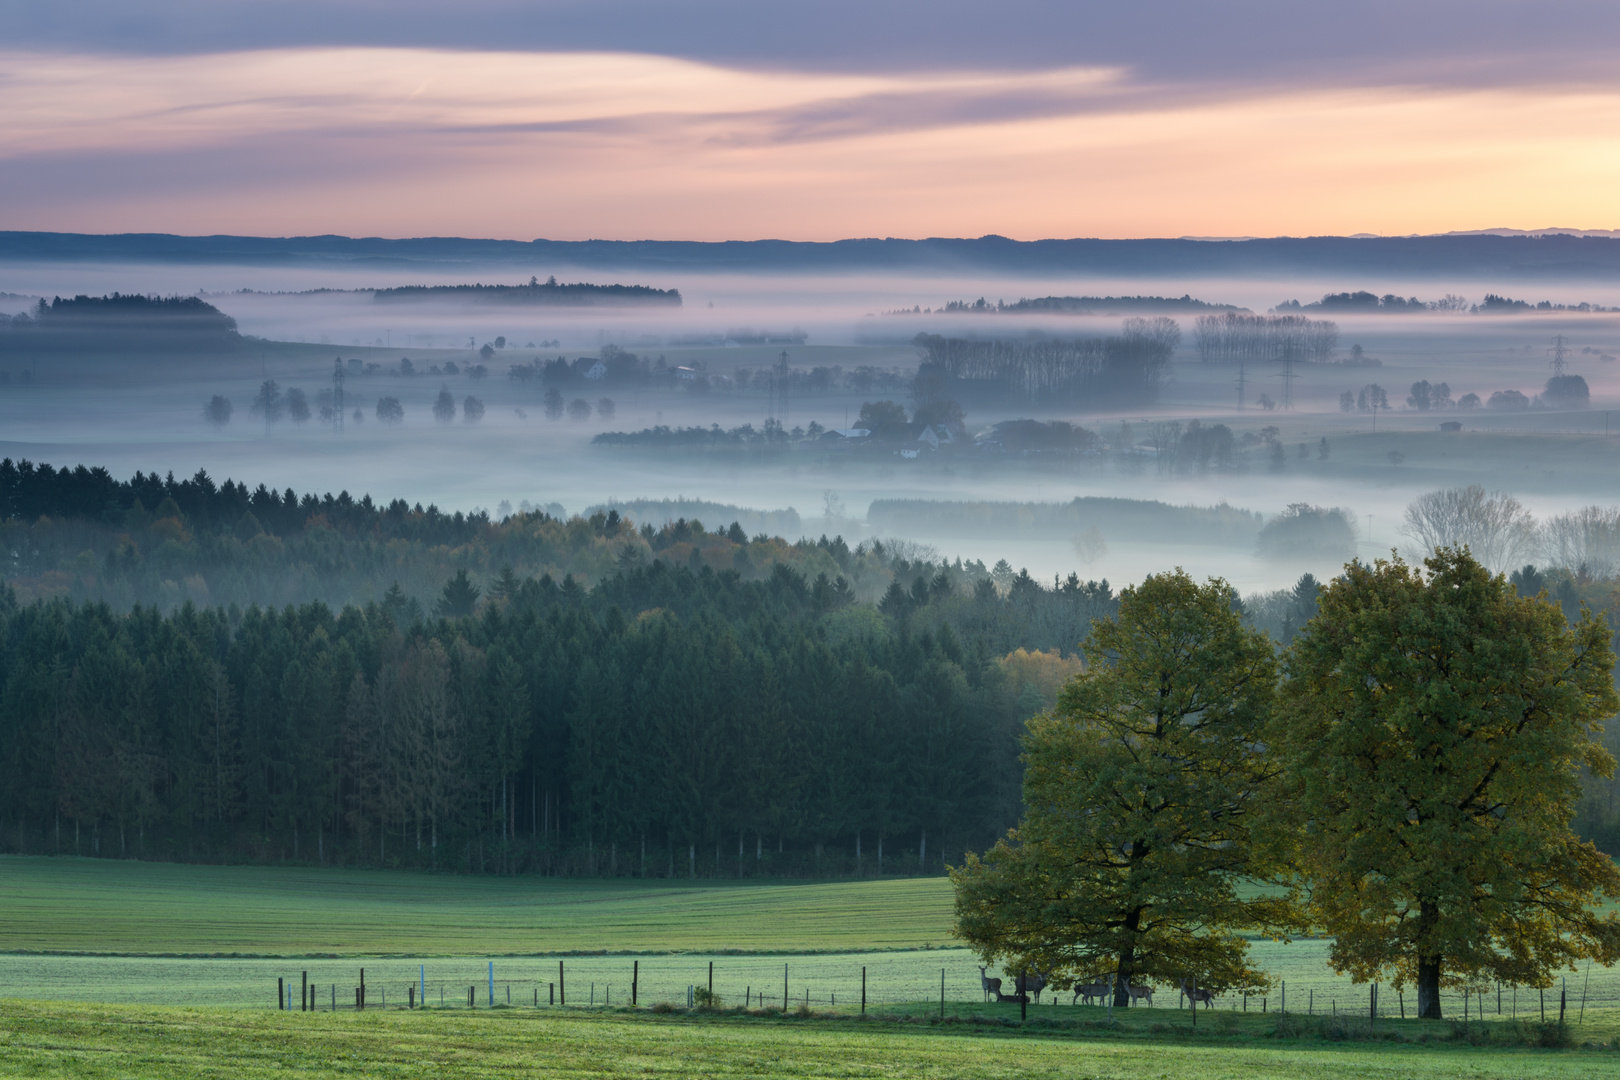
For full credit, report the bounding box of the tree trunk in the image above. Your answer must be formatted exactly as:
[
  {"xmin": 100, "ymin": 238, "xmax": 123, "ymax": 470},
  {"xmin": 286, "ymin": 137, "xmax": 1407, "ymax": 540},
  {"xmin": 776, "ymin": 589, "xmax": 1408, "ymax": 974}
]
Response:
[
  {"xmin": 1417, "ymin": 955, "xmax": 1443, "ymax": 1019},
  {"xmin": 1417, "ymin": 901, "xmax": 1443, "ymax": 1019},
  {"xmin": 1115, "ymin": 940, "xmax": 1137, "ymax": 1008},
  {"xmin": 1116, "ymin": 891, "xmax": 1146, "ymax": 1008}
]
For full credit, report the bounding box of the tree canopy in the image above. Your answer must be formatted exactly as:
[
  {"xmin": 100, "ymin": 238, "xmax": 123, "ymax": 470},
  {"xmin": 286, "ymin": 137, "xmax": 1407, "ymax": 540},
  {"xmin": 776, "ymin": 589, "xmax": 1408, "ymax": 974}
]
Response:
[
  {"xmin": 952, "ymin": 570, "xmax": 1292, "ymax": 1005},
  {"xmin": 1274, "ymin": 548, "xmax": 1620, "ymax": 1018}
]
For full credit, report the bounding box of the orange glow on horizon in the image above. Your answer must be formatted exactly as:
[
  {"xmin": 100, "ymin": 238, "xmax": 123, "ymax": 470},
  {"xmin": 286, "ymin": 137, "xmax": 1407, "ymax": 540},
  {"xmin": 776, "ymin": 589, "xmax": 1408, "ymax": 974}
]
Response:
[{"xmin": 1, "ymin": 47, "xmax": 1617, "ymax": 240}]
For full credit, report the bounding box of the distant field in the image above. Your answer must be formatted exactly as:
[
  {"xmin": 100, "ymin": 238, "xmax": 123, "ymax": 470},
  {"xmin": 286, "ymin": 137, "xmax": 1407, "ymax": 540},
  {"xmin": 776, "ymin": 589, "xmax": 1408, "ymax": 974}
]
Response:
[
  {"xmin": 1, "ymin": 1000, "xmax": 1617, "ymax": 1080},
  {"xmin": 0, "ymin": 856, "xmax": 955, "ymax": 956}
]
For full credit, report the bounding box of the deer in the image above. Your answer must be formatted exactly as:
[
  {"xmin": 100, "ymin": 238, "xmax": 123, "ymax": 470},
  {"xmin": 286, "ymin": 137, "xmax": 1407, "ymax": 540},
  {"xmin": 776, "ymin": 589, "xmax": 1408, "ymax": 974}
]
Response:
[
  {"xmin": 994, "ymin": 989, "xmax": 1030, "ymax": 1004},
  {"xmin": 1072, "ymin": 978, "xmax": 1110, "ymax": 1006},
  {"xmin": 1180, "ymin": 978, "xmax": 1214, "ymax": 1010},
  {"xmin": 978, "ymin": 966, "xmax": 1002, "ymax": 1003},
  {"xmin": 1123, "ymin": 977, "xmax": 1153, "ymax": 1006},
  {"xmin": 1014, "ymin": 970, "xmax": 1048, "ymax": 1003}
]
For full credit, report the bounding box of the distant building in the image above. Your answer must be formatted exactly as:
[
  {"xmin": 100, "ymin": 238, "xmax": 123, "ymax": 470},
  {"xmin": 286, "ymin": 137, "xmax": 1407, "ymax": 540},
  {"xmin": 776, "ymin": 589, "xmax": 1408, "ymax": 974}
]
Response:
[{"xmin": 583, "ymin": 361, "xmax": 608, "ymax": 380}]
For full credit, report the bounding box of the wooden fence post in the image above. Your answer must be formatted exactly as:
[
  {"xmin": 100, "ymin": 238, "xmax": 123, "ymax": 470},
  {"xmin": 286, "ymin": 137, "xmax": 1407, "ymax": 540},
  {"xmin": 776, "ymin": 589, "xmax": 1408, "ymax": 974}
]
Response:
[
  {"xmin": 278, "ymin": 977, "xmax": 284, "ymax": 1010},
  {"xmin": 633, "ymin": 960, "xmax": 638, "ymax": 1006}
]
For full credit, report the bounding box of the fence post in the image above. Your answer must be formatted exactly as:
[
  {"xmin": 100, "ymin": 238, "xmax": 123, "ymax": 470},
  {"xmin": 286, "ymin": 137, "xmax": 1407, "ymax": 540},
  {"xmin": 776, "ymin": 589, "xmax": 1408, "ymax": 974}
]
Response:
[
  {"xmin": 302, "ymin": 971, "xmax": 308, "ymax": 1012},
  {"xmin": 489, "ymin": 961, "xmax": 494, "ymax": 1008},
  {"xmin": 560, "ymin": 961, "xmax": 566, "ymax": 1006},
  {"xmin": 784, "ymin": 964, "xmax": 788, "ymax": 1011},
  {"xmin": 278, "ymin": 977, "xmax": 284, "ymax": 1010},
  {"xmin": 862, "ymin": 967, "xmax": 866, "ymax": 1016},
  {"xmin": 421, "ymin": 965, "xmax": 426, "ymax": 1009},
  {"xmin": 940, "ymin": 968, "xmax": 945, "ymax": 1019},
  {"xmin": 709, "ymin": 961, "xmax": 713, "ymax": 997},
  {"xmin": 360, "ymin": 968, "xmax": 366, "ymax": 1011},
  {"xmin": 633, "ymin": 960, "xmax": 638, "ymax": 1006}
]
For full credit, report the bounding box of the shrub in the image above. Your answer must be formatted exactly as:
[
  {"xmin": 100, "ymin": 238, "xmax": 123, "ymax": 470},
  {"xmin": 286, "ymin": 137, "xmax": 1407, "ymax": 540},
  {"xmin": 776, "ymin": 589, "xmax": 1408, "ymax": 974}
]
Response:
[{"xmin": 1256, "ymin": 503, "xmax": 1357, "ymax": 563}]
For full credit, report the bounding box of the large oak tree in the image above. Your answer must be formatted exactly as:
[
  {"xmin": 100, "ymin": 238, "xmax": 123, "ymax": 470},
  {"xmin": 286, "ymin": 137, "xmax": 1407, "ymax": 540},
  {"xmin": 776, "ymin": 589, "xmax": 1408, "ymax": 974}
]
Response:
[
  {"xmin": 952, "ymin": 570, "xmax": 1292, "ymax": 1006},
  {"xmin": 1276, "ymin": 549, "xmax": 1620, "ymax": 1019}
]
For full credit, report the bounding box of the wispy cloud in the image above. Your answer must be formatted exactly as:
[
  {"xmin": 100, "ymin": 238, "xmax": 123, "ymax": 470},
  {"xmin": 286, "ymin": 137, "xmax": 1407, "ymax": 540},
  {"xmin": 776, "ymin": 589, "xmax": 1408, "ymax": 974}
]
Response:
[{"xmin": 3, "ymin": 47, "xmax": 1619, "ymax": 239}]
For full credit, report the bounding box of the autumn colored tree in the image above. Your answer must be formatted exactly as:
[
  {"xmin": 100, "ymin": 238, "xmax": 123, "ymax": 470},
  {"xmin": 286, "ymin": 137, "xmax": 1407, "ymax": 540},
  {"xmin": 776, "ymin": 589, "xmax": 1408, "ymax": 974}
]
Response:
[
  {"xmin": 1276, "ymin": 549, "xmax": 1620, "ymax": 1019},
  {"xmin": 952, "ymin": 570, "xmax": 1292, "ymax": 1006}
]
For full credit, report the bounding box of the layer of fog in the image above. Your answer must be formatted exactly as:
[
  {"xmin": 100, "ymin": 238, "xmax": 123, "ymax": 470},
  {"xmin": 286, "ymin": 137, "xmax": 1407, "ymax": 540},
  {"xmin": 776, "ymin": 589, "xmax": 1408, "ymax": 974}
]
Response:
[{"xmin": 7, "ymin": 258, "xmax": 1620, "ymax": 594}]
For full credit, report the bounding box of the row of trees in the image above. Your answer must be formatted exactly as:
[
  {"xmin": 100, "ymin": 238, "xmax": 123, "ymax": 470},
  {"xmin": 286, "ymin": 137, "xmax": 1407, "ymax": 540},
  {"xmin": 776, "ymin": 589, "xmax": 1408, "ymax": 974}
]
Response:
[
  {"xmin": 1192, "ymin": 313, "xmax": 1338, "ymax": 365},
  {"xmin": 954, "ymin": 555, "xmax": 1620, "ymax": 1018},
  {"xmin": 1401, "ymin": 485, "xmax": 1620, "ymax": 577},
  {"xmin": 912, "ymin": 319, "xmax": 1180, "ymax": 407}
]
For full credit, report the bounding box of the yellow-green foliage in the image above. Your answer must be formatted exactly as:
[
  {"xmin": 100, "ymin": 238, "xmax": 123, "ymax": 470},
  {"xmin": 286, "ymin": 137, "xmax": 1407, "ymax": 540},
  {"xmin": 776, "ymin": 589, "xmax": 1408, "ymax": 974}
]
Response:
[{"xmin": 998, "ymin": 647, "xmax": 1084, "ymax": 713}]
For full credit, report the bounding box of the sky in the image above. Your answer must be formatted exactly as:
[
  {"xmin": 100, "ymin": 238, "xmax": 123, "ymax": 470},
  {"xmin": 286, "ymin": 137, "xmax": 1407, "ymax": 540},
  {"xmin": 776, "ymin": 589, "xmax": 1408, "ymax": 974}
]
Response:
[{"xmin": 4, "ymin": 1, "xmax": 1620, "ymax": 241}]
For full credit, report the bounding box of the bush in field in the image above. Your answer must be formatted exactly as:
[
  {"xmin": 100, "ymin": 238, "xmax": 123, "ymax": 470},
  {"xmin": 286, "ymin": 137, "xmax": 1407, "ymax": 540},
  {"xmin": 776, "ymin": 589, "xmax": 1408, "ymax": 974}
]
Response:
[
  {"xmin": 203, "ymin": 395, "xmax": 233, "ymax": 427},
  {"xmin": 1543, "ymin": 374, "xmax": 1590, "ymax": 408},
  {"xmin": 1255, "ymin": 504, "xmax": 1356, "ymax": 563}
]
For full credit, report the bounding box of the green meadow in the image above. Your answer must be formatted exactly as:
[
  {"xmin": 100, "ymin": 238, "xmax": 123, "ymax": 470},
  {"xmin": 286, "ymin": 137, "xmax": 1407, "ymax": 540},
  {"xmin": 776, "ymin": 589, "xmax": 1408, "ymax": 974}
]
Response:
[
  {"xmin": 0, "ymin": 855, "xmax": 955, "ymax": 956},
  {"xmin": 1, "ymin": 999, "xmax": 1618, "ymax": 1080},
  {"xmin": 4, "ymin": 854, "xmax": 1618, "ymax": 1022}
]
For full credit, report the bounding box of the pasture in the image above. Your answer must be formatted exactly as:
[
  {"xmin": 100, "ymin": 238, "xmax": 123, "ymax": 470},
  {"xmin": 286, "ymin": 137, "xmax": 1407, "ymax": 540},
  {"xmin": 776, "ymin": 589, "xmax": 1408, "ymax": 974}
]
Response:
[
  {"xmin": 4, "ymin": 855, "xmax": 1619, "ymax": 1022},
  {"xmin": 1, "ymin": 999, "xmax": 1618, "ymax": 1080},
  {"xmin": 0, "ymin": 855, "xmax": 955, "ymax": 956}
]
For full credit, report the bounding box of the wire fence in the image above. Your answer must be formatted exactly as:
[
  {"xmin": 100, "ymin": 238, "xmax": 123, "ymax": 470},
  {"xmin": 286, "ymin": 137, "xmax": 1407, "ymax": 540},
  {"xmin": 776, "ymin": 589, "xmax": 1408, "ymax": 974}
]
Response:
[{"xmin": 5, "ymin": 949, "xmax": 1614, "ymax": 1022}]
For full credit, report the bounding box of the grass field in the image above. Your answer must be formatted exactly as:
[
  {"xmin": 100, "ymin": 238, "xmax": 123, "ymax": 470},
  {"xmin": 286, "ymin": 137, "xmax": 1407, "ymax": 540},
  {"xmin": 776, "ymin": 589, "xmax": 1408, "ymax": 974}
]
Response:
[
  {"xmin": 1, "ymin": 999, "xmax": 1617, "ymax": 1079},
  {"xmin": 0, "ymin": 856, "xmax": 955, "ymax": 955},
  {"xmin": 5, "ymin": 855, "xmax": 1619, "ymax": 1021}
]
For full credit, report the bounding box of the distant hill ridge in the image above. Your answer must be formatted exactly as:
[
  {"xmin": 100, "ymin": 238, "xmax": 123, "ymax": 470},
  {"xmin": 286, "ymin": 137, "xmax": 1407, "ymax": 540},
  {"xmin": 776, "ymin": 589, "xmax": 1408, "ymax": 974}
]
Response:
[{"xmin": 8, "ymin": 232, "xmax": 1620, "ymax": 280}]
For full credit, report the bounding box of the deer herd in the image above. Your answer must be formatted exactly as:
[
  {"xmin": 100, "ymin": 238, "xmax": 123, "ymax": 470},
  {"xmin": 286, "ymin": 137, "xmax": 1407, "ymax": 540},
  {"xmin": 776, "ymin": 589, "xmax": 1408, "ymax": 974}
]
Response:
[{"xmin": 977, "ymin": 966, "xmax": 1213, "ymax": 1008}]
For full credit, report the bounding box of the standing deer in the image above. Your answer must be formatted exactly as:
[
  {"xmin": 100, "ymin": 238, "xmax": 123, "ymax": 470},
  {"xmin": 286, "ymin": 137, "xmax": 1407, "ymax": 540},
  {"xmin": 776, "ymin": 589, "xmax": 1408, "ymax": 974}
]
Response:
[
  {"xmin": 1073, "ymin": 977, "xmax": 1110, "ymax": 1005},
  {"xmin": 1123, "ymin": 977, "xmax": 1153, "ymax": 1006},
  {"xmin": 978, "ymin": 966, "xmax": 1002, "ymax": 1003},
  {"xmin": 1014, "ymin": 970, "xmax": 1049, "ymax": 1003},
  {"xmin": 1180, "ymin": 978, "xmax": 1214, "ymax": 1009}
]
